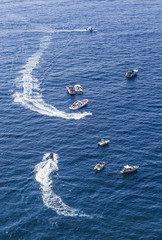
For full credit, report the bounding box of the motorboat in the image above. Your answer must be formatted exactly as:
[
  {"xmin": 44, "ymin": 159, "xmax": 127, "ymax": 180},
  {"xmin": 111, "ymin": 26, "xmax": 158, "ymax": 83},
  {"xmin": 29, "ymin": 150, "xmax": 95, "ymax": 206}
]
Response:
[
  {"xmin": 69, "ymin": 99, "xmax": 88, "ymax": 110},
  {"xmin": 121, "ymin": 165, "xmax": 139, "ymax": 174},
  {"xmin": 126, "ymin": 69, "xmax": 138, "ymax": 78},
  {"xmin": 98, "ymin": 139, "xmax": 110, "ymax": 146},
  {"xmin": 94, "ymin": 162, "xmax": 105, "ymax": 171},
  {"xmin": 74, "ymin": 84, "xmax": 83, "ymax": 94},
  {"xmin": 66, "ymin": 84, "xmax": 83, "ymax": 94},
  {"xmin": 86, "ymin": 27, "xmax": 96, "ymax": 32},
  {"xmin": 66, "ymin": 85, "xmax": 76, "ymax": 95}
]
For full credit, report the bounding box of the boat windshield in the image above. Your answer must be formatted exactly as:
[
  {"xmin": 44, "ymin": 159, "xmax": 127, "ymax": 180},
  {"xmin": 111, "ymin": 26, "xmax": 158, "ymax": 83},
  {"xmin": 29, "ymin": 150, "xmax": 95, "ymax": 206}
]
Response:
[{"xmin": 124, "ymin": 165, "xmax": 131, "ymax": 169}]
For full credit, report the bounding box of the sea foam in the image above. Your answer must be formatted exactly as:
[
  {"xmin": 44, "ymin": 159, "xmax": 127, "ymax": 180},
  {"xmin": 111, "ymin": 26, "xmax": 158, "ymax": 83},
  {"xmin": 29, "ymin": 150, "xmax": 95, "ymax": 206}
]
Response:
[
  {"xmin": 13, "ymin": 33, "xmax": 92, "ymax": 120},
  {"xmin": 34, "ymin": 153, "xmax": 89, "ymax": 217}
]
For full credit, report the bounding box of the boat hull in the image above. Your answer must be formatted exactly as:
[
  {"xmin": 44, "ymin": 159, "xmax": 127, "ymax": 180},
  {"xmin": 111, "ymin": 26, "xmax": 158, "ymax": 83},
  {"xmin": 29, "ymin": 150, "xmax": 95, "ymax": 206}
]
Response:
[
  {"xmin": 94, "ymin": 162, "xmax": 105, "ymax": 171},
  {"xmin": 126, "ymin": 69, "xmax": 138, "ymax": 78},
  {"xmin": 69, "ymin": 99, "xmax": 88, "ymax": 110},
  {"xmin": 66, "ymin": 85, "xmax": 76, "ymax": 95},
  {"xmin": 66, "ymin": 84, "xmax": 83, "ymax": 95},
  {"xmin": 121, "ymin": 165, "xmax": 139, "ymax": 174},
  {"xmin": 74, "ymin": 85, "xmax": 83, "ymax": 94},
  {"xmin": 98, "ymin": 139, "xmax": 110, "ymax": 146}
]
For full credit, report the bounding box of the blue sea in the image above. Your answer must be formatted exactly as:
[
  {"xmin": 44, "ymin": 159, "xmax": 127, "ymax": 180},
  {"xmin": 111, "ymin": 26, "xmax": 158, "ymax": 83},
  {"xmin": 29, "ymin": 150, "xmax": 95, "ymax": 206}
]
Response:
[{"xmin": 0, "ymin": 0, "xmax": 162, "ymax": 239}]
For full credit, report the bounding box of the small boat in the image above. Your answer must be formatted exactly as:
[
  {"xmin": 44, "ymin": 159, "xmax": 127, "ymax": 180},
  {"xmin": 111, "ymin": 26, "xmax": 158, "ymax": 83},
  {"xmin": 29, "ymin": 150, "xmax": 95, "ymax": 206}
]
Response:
[
  {"xmin": 66, "ymin": 84, "xmax": 83, "ymax": 95},
  {"xmin": 98, "ymin": 139, "xmax": 110, "ymax": 146},
  {"xmin": 94, "ymin": 162, "xmax": 105, "ymax": 171},
  {"xmin": 66, "ymin": 85, "xmax": 76, "ymax": 95},
  {"xmin": 74, "ymin": 84, "xmax": 83, "ymax": 94},
  {"xmin": 86, "ymin": 27, "xmax": 96, "ymax": 32},
  {"xmin": 126, "ymin": 69, "xmax": 138, "ymax": 78},
  {"xmin": 69, "ymin": 99, "xmax": 88, "ymax": 110},
  {"xmin": 121, "ymin": 165, "xmax": 139, "ymax": 174}
]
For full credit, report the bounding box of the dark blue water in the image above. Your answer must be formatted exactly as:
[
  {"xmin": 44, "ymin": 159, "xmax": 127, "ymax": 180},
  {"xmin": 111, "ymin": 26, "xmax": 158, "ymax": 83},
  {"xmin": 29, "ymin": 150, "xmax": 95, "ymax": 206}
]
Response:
[{"xmin": 0, "ymin": 0, "xmax": 162, "ymax": 239}]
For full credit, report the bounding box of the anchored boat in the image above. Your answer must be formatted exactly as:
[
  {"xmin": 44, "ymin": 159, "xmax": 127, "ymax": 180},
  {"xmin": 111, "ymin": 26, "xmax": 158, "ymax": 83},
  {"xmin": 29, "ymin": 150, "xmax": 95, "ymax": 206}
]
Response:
[
  {"xmin": 98, "ymin": 139, "xmax": 110, "ymax": 146},
  {"xmin": 126, "ymin": 69, "xmax": 138, "ymax": 78},
  {"xmin": 94, "ymin": 162, "xmax": 105, "ymax": 171},
  {"xmin": 66, "ymin": 84, "xmax": 83, "ymax": 95},
  {"xmin": 74, "ymin": 84, "xmax": 83, "ymax": 94},
  {"xmin": 66, "ymin": 85, "xmax": 76, "ymax": 95},
  {"xmin": 121, "ymin": 165, "xmax": 139, "ymax": 174}
]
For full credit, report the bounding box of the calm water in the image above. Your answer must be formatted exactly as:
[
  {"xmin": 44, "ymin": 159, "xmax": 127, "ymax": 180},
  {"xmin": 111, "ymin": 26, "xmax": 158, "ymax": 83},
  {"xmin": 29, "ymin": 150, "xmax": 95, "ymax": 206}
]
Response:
[{"xmin": 0, "ymin": 0, "xmax": 162, "ymax": 239}]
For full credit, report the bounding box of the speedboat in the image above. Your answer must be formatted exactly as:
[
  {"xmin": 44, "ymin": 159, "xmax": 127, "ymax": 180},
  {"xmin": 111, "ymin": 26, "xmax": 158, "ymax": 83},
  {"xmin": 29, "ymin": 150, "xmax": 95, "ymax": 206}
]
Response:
[
  {"xmin": 69, "ymin": 99, "xmax": 88, "ymax": 110},
  {"xmin": 98, "ymin": 139, "xmax": 110, "ymax": 146},
  {"xmin": 86, "ymin": 27, "xmax": 96, "ymax": 32},
  {"xmin": 121, "ymin": 165, "xmax": 139, "ymax": 174},
  {"xmin": 94, "ymin": 162, "xmax": 105, "ymax": 171},
  {"xmin": 66, "ymin": 85, "xmax": 76, "ymax": 95},
  {"xmin": 126, "ymin": 69, "xmax": 138, "ymax": 78},
  {"xmin": 74, "ymin": 84, "xmax": 83, "ymax": 94}
]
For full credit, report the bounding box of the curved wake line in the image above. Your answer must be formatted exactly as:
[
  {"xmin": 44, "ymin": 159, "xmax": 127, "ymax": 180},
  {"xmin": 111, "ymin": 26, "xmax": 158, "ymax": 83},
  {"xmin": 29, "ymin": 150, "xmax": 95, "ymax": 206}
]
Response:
[
  {"xmin": 13, "ymin": 33, "xmax": 92, "ymax": 120},
  {"xmin": 34, "ymin": 153, "xmax": 90, "ymax": 218}
]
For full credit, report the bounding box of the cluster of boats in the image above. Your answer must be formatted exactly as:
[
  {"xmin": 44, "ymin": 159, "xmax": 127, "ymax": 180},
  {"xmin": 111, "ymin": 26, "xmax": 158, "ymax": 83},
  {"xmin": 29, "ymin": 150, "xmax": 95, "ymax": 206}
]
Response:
[
  {"xmin": 67, "ymin": 69, "xmax": 138, "ymax": 110},
  {"xmin": 94, "ymin": 160, "xmax": 139, "ymax": 174},
  {"xmin": 94, "ymin": 69, "xmax": 138, "ymax": 171},
  {"xmin": 94, "ymin": 139, "xmax": 108, "ymax": 171},
  {"xmin": 66, "ymin": 27, "xmax": 96, "ymax": 110},
  {"xmin": 94, "ymin": 138, "xmax": 139, "ymax": 174},
  {"xmin": 66, "ymin": 84, "xmax": 83, "ymax": 95},
  {"xmin": 66, "ymin": 84, "xmax": 89, "ymax": 110},
  {"xmin": 67, "ymin": 65, "xmax": 139, "ymax": 173}
]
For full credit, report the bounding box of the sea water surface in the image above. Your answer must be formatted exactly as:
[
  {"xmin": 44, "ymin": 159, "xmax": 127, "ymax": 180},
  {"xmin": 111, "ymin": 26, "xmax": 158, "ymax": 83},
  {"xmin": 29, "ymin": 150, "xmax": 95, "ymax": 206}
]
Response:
[{"xmin": 0, "ymin": 0, "xmax": 162, "ymax": 239}]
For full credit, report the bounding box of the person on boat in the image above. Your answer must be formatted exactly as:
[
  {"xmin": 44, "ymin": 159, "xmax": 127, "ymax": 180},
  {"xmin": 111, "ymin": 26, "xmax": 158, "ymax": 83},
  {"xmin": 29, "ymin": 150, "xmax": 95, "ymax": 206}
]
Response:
[{"xmin": 49, "ymin": 153, "xmax": 53, "ymax": 159}]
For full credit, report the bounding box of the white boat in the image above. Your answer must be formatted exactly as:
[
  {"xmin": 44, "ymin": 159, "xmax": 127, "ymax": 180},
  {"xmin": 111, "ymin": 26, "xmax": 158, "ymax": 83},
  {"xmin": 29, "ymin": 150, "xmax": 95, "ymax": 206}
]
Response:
[
  {"xmin": 126, "ymin": 69, "xmax": 138, "ymax": 78},
  {"xmin": 94, "ymin": 162, "xmax": 105, "ymax": 171},
  {"xmin": 121, "ymin": 165, "xmax": 139, "ymax": 174},
  {"xmin": 86, "ymin": 27, "xmax": 96, "ymax": 32},
  {"xmin": 66, "ymin": 84, "xmax": 83, "ymax": 94},
  {"xmin": 66, "ymin": 85, "xmax": 76, "ymax": 95},
  {"xmin": 74, "ymin": 84, "xmax": 83, "ymax": 94},
  {"xmin": 98, "ymin": 139, "xmax": 110, "ymax": 146},
  {"xmin": 69, "ymin": 99, "xmax": 88, "ymax": 110}
]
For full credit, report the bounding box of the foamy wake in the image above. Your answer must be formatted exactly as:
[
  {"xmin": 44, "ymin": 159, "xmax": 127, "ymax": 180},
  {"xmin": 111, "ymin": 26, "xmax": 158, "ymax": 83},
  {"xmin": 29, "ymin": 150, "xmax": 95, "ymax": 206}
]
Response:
[
  {"xmin": 34, "ymin": 153, "xmax": 89, "ymax": 217},
  {"xmin": 13, "ymin": 33, "xmax": 92, "ymax": 120},
  {"xmin": 28, "ymin": 28, "xmax": 91, "ymax": 34}
]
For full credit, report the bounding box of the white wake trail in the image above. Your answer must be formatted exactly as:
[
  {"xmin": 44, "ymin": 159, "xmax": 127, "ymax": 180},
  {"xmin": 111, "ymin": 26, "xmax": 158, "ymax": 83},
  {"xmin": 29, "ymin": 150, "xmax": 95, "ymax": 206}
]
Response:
[
  {"xmin": 13, "ymin": 34, "xmax": 92, "ymax": 120},
  {"xmin": 34, "ymin": 153, "xmax": 89, "ymax": 217},
  {"xmin": 27, "ymin": 28, "xmax": 89, "ymax": 34},
  {"xmin": 53, "ymin": 29, "xmax": 88, "ymax": 33}
]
